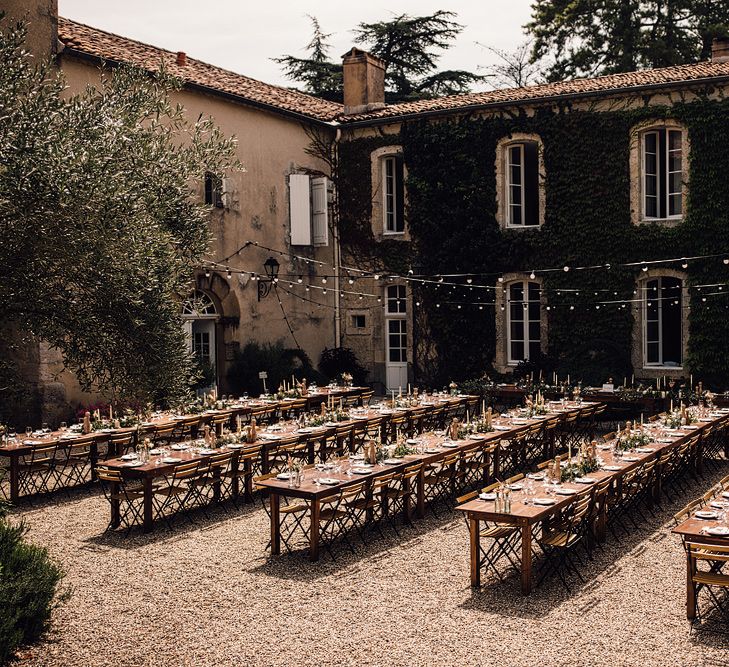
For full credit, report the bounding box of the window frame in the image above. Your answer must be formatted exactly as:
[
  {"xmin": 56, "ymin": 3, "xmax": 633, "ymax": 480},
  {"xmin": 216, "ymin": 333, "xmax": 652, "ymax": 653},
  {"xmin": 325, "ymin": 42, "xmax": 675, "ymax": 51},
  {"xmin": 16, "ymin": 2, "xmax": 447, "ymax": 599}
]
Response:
[
  {"xmin": 496, "ymin": 134, "xmax": 545, "ymax": 230},
  {"xmin": 642, "ymin": 276, "xmax": 683, "ymax": 369},
  {"xmin": 506, "ymin": 280, "xmax": 541, "ymax": 365},
  {"xmin": 632, "ymin": 121, "xmax": 688, "ymax": 226},
  {"xmin": 384, "ymin": 284, "xmax": 407, "ymax": 365},
  {"xmin": 205, "ymin": 171, "xmax": 224, "ymax": 209},
  {"xmin": 382, "ymin": 155, "xmax": 405, "ymax": 235}
]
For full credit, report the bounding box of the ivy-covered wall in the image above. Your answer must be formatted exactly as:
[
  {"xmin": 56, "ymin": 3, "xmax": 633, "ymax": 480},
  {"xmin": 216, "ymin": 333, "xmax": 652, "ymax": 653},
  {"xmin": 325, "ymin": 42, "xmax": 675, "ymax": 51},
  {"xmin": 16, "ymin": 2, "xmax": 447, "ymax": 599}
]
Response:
[{"xmin": 338, "ymin": 98, "xmax": 729, "ymax": 389}]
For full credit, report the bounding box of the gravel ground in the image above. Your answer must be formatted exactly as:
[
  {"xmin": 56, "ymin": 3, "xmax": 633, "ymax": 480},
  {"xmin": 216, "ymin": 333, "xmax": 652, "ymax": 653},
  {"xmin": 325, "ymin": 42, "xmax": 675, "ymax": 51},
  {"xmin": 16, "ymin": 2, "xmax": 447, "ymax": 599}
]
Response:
[{"xmin": 11, "ymin": 466, "xmax": 729, "ymax": 667}]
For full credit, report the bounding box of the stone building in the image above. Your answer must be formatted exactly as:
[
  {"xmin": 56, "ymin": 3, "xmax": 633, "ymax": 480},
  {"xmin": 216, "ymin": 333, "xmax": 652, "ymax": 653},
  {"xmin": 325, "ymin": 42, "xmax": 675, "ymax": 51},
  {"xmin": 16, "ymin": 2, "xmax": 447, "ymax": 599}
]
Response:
[{"xmin": 6, "ymin": 1, "xmax": 729, "ymax": 420}]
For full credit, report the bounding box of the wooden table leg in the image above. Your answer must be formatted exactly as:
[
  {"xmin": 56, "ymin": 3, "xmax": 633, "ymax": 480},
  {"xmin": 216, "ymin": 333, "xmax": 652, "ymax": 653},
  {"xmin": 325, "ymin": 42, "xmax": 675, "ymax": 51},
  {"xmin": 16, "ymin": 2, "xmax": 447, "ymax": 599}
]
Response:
[
  {"xmin": 469, "ymin": 516, "xmax": 481, "ymax": 588},
  {"xmin": 416, "ymin": 467, "xmax": 425, "ymax": 519},
  {"xmin": 309, "ymin": 497, "xmax": 320, "ymax": 562},
  {"xmin": 110, "ymin": 480, "xmax": 121, "ymax": 528},
  {"xmin": 270, "ymin": 493, "xmax": 281, "ymax": 555},
  {"xmin": 9, "ymin": 453, "xmax": 20, "ymax": 502},
  {"xmin": 686, "ymin": 550, "xmax": 697, "ymax": 620},
  {"xmin": 520, "ymin": 523, "xmax": 533, "ymax": 595},
  {"xmin": 244, "ymin": 457, "xmax": 254, "ymax": 503},
  {"xmin": 143, "ymin": 477, "xmax": 154, "ymax": 533}
]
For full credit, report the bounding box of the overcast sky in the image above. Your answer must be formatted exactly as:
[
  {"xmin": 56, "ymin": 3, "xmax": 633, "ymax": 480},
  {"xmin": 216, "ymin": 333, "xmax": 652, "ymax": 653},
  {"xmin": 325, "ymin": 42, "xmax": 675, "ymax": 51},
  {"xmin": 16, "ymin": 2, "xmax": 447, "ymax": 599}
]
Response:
[{"xmin": 58, "ymin": 1, "xmax": 535, "ymax": 90}]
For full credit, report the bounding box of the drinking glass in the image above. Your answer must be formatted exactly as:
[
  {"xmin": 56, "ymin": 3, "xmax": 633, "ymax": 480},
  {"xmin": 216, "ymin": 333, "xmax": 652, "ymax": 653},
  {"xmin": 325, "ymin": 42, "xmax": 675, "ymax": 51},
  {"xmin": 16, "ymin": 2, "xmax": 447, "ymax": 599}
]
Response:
[
  {"xmin": 25, "ymin": 426, "xmax": 33, "ymax": 438},
  {"xmin": 8, "ymin": 427, "xmax": 17, "ymax": 440},
  {"xmin": 59, "ymin": 422, "xmax": 67, "ymax": 432}
]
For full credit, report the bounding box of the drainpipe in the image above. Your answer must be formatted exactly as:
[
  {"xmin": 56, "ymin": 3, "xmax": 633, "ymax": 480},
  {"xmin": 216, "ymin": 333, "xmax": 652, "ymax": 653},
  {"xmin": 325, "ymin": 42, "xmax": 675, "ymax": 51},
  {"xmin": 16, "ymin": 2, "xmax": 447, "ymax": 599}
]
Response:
[{"xmin": 333, "ymin": 126, "xmax": 342, "ymax": 347}]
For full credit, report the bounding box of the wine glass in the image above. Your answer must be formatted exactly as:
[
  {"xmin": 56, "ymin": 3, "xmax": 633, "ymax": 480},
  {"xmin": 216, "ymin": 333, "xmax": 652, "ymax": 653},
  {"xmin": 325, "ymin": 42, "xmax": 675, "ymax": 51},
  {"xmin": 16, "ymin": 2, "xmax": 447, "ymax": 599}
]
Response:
[
  {"xmin": 59, "ymin": 422, "xmax": 67, "ymax": 432},
  {"xmin": 25, "ymin": 426, "xmax": 33, "ymax": 438},
  {"xmin": 8, "ymin": 427, "xmax": 17, "ymax": 441}
]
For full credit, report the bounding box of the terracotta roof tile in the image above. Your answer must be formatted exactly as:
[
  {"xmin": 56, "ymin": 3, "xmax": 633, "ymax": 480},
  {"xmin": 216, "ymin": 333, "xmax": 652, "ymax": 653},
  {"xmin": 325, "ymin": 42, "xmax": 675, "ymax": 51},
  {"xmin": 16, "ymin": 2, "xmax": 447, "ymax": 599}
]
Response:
[
  {"xmin": 57, "ymin": 17, "xmax": 343, "ymax": 123},
  {"xmin": 58, "ymin": 17, "xmax": 729, "ymax": 127},
  {"xmin": 341, "ymin": 60, "xmax": 729, "ymax": 122}
]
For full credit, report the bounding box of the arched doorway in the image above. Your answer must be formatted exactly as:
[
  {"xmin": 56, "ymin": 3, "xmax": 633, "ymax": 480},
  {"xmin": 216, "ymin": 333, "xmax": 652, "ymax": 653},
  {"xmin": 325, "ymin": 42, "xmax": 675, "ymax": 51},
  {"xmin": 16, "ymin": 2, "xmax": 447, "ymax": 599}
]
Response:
[{"xmin": 182, "ymin": 290, "xmax": 219, "ymax": 391}]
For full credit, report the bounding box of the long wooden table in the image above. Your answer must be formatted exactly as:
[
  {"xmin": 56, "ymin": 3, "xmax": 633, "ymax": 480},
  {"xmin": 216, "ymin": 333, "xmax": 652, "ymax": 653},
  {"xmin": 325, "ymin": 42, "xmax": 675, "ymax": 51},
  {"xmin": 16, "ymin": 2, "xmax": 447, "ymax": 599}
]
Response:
[
  {"xmin": 257, "ymin": 402, "xmax": 597, "ymax": 562},
  {"xmin": 97, "ymin": 395, "xmax": 472, "ymax": 532},
  {"xmin": 0, "ymin": 386, "xmax": 367, "ymax": 502},
  {"xmin": 458, "ymin": 409, "xmax": 729, "ymax": 594},
  {"xmin": 672, "ymin": 494, "xmax": 729, "ymax": 620}
]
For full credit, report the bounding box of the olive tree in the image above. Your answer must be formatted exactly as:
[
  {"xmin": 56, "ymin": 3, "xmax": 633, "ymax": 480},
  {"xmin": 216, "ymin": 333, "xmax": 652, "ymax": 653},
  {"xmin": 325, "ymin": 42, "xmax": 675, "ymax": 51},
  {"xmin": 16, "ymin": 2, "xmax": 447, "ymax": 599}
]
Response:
[{"xmin": 0, "ymin": 16, "xmax": 239, "ymax": 412}]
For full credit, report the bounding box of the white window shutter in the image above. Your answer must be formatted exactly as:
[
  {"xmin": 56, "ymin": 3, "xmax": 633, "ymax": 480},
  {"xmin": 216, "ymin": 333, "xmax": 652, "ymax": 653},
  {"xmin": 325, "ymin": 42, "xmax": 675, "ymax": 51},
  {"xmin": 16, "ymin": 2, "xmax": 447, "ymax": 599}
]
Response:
[
  {"xmin": 289, "ymin": 174, "xmax": 311, "ymax": 245},
  {"xmin": 221, "ymin": 177, "xmax": 230, "ymax": 209},
  {"xmin": 311, "ymin": 176, "xmax": 329, "ymax": 247}
]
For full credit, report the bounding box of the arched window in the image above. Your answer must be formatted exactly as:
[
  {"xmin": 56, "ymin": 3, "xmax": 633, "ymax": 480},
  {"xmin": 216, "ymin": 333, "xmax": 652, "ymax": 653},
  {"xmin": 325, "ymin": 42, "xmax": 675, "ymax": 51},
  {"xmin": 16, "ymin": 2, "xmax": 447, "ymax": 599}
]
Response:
[
  {"xmin": 181, "ymin": 290, "xmax": 218, "ymax": 317},
  {"xmin": 496, "ymin": 134, "xmax": 545, "ymax": 229},
  {"xmin": 630, "ymin": 121, "xmax": 688, "ymax": 225}
]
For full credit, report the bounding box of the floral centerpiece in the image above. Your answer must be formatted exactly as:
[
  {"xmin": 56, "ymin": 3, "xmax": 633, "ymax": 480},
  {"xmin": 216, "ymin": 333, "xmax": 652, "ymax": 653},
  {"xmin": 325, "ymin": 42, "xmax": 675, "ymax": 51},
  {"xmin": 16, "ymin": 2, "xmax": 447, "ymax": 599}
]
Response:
[
  {"xmin": 662, "ymin": 412, "xmax": 683, "ymax": 429},
  {"xmin": 616, "ymin": 428, "xmax": 652, "ymax": 451},
  {"xmin": 340, "ymin": 372, "xmax": 353, "ymax": 388},
  {"xmin": 392, "ymin": 439, "xmax": 415, "ymax": 458},
  {"xmin": 448, "ymin": 380, "xmax": 459, "ymax": 396}
]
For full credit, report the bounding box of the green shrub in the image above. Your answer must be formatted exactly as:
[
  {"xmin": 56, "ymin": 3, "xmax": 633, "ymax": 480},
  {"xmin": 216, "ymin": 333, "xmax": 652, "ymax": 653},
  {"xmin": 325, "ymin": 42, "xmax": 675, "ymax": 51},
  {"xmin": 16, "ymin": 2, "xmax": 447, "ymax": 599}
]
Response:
[
  {"xmin": 319, "ymin": 347, "xmax": 368, "ymax": 385},
  {"xmin": 226, "ymin": 340, "xmax": 325, "ymax": 396},
  {"xmin": 0, "ymin": 518, "xmax": 67, "ymax": 664}
]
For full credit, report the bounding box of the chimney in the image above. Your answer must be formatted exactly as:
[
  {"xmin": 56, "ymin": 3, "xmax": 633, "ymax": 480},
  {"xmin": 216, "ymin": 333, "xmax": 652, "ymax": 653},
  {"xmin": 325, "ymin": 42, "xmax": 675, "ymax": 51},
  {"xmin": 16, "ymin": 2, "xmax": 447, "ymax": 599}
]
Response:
[
  {"xmin": 176, "ymin": 51, "xmax": 187, "ymax": 66},
  {"xmin": 342, "ymin": 48, "xmax": 386, "ymax": 115},
  {"xmin": 712, "ymin": 37, "xmax": 729, "ymax": 63}
]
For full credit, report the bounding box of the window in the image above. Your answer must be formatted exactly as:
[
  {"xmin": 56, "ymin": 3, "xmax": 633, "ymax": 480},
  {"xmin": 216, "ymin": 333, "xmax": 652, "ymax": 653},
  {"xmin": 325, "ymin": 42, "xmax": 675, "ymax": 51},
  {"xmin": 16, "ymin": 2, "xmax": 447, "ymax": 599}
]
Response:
[
  {"xmin": 382, "ymin": 155, "xmax": 405, "ymax": 234},
  {"xmin": 193, "ymin": 330, "xmax": 212, "ymax": 365},
  {"xmin": 641, "ymin": 128, "xmax": 683, "ymax": 219},
  {"xmin": 205, "ymin": 172, "xmax": 223, "ymax": 208},
  {"xmin": 643, "ymin": 276, "xmax": 683, "ymax": 367},
  {"xmin": 385, "ymin": 285, "xmax": 407, "ymax": 364},
  {"xmin": 351, "ymin": 314, "xmax": 366, "ymax": 330},
  {"xmin": 386, "ymin": 284, "xmax": 406, "ymax": 315},
  {"xmin": 505, "ymin": 142, "xmax": 540, "ymax": 227},
  {"xmin": 507, "ymin": 281, "xmax": 541, "ymax": 364}
]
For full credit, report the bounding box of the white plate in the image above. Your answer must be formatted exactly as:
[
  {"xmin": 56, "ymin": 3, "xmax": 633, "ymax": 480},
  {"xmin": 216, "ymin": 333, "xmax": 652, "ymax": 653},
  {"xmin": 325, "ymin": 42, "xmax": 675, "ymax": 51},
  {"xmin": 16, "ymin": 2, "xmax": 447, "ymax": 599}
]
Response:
[
  {"xmin": 162, "ymin": 457, "xmax": 181, "ymax": 464},
  {"xmin": 351, "ymin": 467, "xmax": 372, "ymax": 475},
  {"xmin": 383, "ymin": 458, "xmax": 402, "ymax": 465},
  {"xmin": 319, "ymin": 478, "xmax": 339, "ymax": 485},
  {"xmin": 324, "ymin": 422, "xmax": 339, "ymax": 427},
  {"xmin": 603, "ymin": 465, "xmax": 622, "ymax": 471},
  {"xmin": 705, "ymin": 526, "xmax": 729, "ymax": 536},
  {"xmin": 297, "ymin": 428, "xmax": 313, "ymax": 434},
  {"xmin": 508, "ymin": 484, "xmax": 523, "ymax": 491},
  {"xmin": 479, "ymin": 492, "xmax": 496, "ymax": 501},
  {"xmin": 124, "ymin": 461, "xmax": 143, "ymax": 467},
  {"xmin": 635, "ymin": 448, "xmax": 654, "ymax": 453},
  {"xmin": 622, "ymin": 456, "xmax": 640, "ymax": 462},
  {"xmin": 171, "ymin": 444, "xmax": 188, "ymax": 451},
  {"xmin": 468, "ymin": 434, "xmax": 484, "ymax": 440},
  {"xmin": 695, "ymin": 511, "xmax": 718, "ymax": 520},
  {"xmin": 575, "ymin": 477, "xmax": 597, "ymax": 484},
  {"xmin": 406, "ymin": 439, "xmax": 420, "ymax": 445},
  {"xmin": 259, "ymin": 434, "xmax": 282, "ymax": 440},
  {"xmin": 441, "ymin": 442, "xmax": 458, "ymax": 448},
  {"xmin": 493, "ymin": 425, "xmax": 511, "ymax": 431},
  {"xmin": 276, "ymin": 472, "xmax": 291, "ymax": 480},
  {"xmin": 424, "ymin": 448, "xmax": 441, "ymax": 454},
  {"xmin": 556, "ymin": 488, "xmax": 576, "ymax": 496},
  {"xmin": 149, "ymin": 449, "xmax": 162, "ymax": 455},
  {"xmin": 120, "ymin": 454, "xmax": 138, "ymax": 461},
  {"xmin": 198, "ymin": 448, "xmax": 216, "ymax": 455},
  {"xmin": 527, "ymin": 473, "xmax": 545, "ymax": 481},
  {"xmin": 723, "ymin": 491, "xmax": 729, "ymax": 500},
  {"xmin": 227, "ymin": 443, "xmax": 246, "ymax": 449},
  {"xmin": 533, "ymin": 498, "xmax": 556, "ymax": 506}
]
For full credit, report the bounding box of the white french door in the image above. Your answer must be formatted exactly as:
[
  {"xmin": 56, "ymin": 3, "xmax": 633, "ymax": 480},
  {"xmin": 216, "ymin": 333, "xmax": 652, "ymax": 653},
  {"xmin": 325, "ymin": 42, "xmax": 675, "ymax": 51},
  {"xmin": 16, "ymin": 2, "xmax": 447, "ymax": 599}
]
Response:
[{"xmin": 385, "ymin": 285, "xmax": 408, "ymax": 391}]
